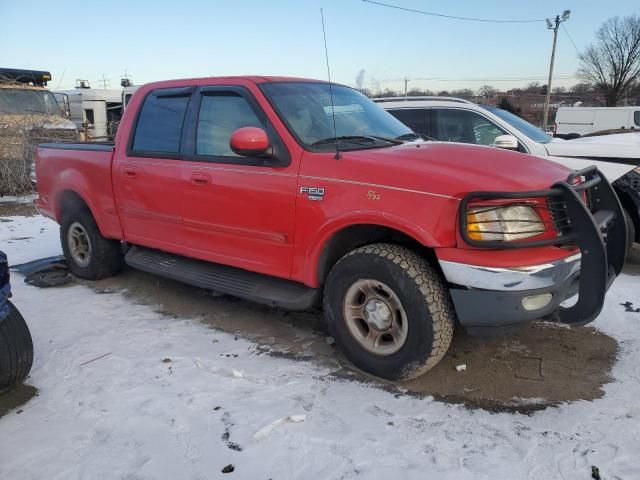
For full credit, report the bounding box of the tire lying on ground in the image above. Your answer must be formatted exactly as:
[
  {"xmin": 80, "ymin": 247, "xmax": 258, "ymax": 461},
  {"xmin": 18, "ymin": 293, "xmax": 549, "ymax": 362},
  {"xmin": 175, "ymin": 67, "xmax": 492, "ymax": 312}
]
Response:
[
  {"xmin": 0, "ymin": 301, "xmax": 33, "ymax": 392},
  {"xmin": 60, "ymin": 207, "xmax": 123, "ymax": 280},
  {"xmin": 324, "ymin": 243, "xmax": 455, "ymax": 381}
]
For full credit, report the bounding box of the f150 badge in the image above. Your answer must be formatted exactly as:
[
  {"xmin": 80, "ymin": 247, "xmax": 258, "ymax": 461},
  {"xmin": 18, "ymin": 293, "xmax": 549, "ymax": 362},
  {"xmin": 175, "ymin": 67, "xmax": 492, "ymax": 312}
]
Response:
[{"xmin": 300, "ymin": 186, "xmax": 325, "ymax": 201}]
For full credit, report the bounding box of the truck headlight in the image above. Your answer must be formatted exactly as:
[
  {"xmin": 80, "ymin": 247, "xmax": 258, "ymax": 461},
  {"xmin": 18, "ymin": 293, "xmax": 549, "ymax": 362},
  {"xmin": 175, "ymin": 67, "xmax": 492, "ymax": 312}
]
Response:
[{"xmin": 467, "ymin": 204, "xmax": 545, "ymax": 241}]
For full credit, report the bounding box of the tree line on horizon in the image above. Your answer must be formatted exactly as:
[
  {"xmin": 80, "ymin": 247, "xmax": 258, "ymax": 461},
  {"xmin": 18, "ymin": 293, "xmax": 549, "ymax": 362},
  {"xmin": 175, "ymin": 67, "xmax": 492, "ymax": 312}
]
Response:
[{"xmin": 361, "ymin": 14, "xmax": 640, "ymax": 108}]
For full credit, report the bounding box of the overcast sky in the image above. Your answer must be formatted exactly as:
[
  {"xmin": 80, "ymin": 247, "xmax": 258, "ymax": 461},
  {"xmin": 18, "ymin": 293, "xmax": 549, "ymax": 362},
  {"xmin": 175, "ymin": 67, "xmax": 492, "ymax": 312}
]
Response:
[{"xmin": 1, "ymin": 0, "xmax": 638, "ymax": 93}]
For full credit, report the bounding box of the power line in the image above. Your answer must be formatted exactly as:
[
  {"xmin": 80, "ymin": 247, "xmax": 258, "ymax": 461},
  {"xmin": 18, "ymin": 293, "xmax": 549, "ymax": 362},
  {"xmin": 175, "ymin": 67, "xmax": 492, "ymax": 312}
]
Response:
[
  {"xmin": 362, "ymin": 0, "xmax": 545, "ymax": 24},
  {"xmin": 358, "ymin": 75, "xmax": 578, "ymax": 86},
  {"xmin": 561, "ymin": 23, "xmax": 580, "ymax": 54}
]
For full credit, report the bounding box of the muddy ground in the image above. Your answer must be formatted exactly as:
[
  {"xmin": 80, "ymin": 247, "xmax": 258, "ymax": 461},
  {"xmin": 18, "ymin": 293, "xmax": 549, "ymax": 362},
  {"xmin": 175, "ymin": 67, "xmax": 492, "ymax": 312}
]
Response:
[
  {"xmin": 89, "ymin": 239, "xmax": 639, "ymax": 412},
  {"xmin": 87, "ymin": 265, "xmax": 628, "ymax": 413},
  {"xmin": 2, "ymin": 199, "xmax": 640, "ymax": 413}
]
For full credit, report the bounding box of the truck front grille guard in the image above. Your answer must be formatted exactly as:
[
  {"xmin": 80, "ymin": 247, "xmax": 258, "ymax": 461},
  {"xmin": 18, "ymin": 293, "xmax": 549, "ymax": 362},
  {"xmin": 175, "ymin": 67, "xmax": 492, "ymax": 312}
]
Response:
[{"xmin": 459, "ymin": 166, "xmax": 628, "ymax": 325}]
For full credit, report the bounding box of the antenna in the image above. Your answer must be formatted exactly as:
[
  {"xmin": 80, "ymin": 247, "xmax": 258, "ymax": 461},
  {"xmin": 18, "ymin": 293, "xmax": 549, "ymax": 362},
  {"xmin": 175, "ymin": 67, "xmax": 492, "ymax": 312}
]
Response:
[{"xmin": 320, "ymin": 8, "xmax": 341, "ymax": 160}]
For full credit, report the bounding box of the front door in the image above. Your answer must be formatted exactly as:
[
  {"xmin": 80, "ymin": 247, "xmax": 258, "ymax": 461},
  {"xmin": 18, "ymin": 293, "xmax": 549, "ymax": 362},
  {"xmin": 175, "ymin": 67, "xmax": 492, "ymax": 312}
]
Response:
[
  {"xmin": 180, "ymin": 86, "xmax": 297, "ymax": 279},
  {"xmin": 112, "ymin": 86, "xmax": 193, "ymax": 253}
]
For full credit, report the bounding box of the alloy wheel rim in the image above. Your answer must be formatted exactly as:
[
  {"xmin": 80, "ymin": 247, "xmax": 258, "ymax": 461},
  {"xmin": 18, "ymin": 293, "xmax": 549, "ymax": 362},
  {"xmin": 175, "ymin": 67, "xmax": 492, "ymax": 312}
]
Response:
[
  {"xmin": 67, "ymin": 222, "xmax": 91, "ymax": 267},
  {"xmin": 343, "ymin": 279, "xmax": 408, "ymax": 356}
]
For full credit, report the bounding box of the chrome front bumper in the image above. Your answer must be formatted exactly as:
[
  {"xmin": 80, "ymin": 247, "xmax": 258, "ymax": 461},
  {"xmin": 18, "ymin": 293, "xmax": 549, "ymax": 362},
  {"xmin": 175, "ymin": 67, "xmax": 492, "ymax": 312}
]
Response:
[{"xmin": 439, "ymin": 252, "xmax": 582, "ymax": 291}]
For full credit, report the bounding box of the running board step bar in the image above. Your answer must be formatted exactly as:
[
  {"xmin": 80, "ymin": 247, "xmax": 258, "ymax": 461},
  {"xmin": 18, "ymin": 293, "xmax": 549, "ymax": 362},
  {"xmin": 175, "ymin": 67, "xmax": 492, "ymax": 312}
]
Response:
[{"xmin": 125, "ymin": 246, "xmax": 320, "ymax": 310}]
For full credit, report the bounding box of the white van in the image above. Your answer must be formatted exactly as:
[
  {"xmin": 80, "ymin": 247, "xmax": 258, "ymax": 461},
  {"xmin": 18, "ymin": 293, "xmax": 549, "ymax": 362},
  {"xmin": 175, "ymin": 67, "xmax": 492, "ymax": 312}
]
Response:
[{"xmin": 555, "ymin": 107, "xmax": 640, "ymax": 139}]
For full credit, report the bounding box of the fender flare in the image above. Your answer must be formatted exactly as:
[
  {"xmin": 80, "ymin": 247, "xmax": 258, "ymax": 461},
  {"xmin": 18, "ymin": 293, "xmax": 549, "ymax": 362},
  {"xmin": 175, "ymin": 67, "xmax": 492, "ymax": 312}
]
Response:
[
  {"xmin": 302, "ymin": 210, "xmax": 443, "ymax": 287},
  {"xmin": 52, "ymin": 170, "xmax": 119, "ymax": 238}
]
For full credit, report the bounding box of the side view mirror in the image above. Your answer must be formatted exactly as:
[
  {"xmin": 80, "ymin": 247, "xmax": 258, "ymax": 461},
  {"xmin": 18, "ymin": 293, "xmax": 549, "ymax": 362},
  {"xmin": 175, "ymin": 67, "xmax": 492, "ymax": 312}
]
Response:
[
  {"xmin": 493, "ymin": 134, "xmax": 519, "ymax": 150},
  {"xmin": 230, "ymin": 127, "xmax": 272, "ymax": 157}
]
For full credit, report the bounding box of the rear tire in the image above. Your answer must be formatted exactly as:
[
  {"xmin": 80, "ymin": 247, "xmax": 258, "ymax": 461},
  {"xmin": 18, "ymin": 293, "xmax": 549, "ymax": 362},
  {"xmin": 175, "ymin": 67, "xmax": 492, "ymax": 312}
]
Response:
[
  {"xmin": 324, "ymin": 243, "xmax": 455, "ymax": 380},
  {"xmin": 60, "ymin": 207, "xmax": 123, "ymax": 280},
  {"xmin": 0, "ymin": 301, "xmax": 33, "ymax": 392}
]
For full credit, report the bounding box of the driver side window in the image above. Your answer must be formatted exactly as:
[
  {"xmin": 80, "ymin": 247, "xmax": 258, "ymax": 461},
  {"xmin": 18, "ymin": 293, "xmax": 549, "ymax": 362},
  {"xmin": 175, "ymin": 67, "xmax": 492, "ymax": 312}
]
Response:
[
  {"xmin": 433, "ymin": 109, "xmax": 506, "ymax": 146},
  {"xmin": 196, "ymin": 93, "xmax": 263, "ymax": 157}
]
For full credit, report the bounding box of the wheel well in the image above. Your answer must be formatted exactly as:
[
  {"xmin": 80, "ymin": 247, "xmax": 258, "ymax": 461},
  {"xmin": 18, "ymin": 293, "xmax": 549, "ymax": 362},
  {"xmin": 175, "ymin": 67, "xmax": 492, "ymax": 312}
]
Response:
[
  {"xmin": 57, "ymin": 190, "xmax": 91, "ymax": 219},
  {"xmin": 316, "ymin": 224, "xmax": 439, "ymax": 285},
  {"xmin": 614, "ymin": 186, "xmax": 639, "ymax": 241}
]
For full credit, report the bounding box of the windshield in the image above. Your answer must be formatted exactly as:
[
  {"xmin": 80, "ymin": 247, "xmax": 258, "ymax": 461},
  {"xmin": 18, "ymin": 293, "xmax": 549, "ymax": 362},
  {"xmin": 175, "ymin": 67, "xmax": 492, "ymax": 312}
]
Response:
[
  {"xmin": 260, "ymin": 82, "xmax": 413, "ymax": 150},
  {"xmin": 0, "ymin": 88, "xmax": 61, "ymax": 115},
  {"xmin": 482, "ymin": 106, "xmax": 552, "ymax": 144}
]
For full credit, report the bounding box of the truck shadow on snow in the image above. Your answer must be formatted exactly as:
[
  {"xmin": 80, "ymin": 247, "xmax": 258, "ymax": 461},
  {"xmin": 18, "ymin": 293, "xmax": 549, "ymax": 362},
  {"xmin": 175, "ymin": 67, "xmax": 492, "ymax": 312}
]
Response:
[{"xmin": 82, "ymin": 255, "xmax": 640, "ymax": 414}]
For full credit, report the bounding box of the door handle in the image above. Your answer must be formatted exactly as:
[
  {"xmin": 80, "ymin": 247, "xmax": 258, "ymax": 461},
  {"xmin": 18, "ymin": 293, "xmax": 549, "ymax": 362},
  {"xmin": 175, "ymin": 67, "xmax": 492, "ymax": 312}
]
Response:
[
  {"xmin": 123, "ymin": 166, "xmax": 138, "ymax": 178},
  {"xmin": 190, "ymin": 173, "xmax": 211, "ymax": 185}
]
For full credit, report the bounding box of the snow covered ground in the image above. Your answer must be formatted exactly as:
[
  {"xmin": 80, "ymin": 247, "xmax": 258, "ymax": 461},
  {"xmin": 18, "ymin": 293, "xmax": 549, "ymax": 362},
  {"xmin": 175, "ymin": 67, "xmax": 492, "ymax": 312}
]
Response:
[{"xmin": 1, "ymin": 213, "xmax": 640, "ymax": 479}]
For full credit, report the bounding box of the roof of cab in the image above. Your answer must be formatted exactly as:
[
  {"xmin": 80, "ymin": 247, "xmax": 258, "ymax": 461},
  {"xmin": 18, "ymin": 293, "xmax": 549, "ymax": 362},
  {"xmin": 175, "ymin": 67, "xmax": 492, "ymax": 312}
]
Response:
[{"xmin": 140, "ymin": 76, "xmax": 335, "ymax": 91}]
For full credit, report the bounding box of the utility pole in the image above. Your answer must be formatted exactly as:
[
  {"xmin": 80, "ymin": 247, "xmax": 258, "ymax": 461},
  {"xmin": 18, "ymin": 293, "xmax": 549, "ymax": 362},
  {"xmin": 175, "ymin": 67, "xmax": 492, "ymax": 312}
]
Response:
[
  {"xmin": 404, "ymin": 78, "xmax": 409, "ymax": 98},
  {"xmin": 542, "ymin": 10, "xmax": 570, "ymax": 131},
  {"xmin": 99, "ymin": 74, "xmax": 109, "ymax": 90}
]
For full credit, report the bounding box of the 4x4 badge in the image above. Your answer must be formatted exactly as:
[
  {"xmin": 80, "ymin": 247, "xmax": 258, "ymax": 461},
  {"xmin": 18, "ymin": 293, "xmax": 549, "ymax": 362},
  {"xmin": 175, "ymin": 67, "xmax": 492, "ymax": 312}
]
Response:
[{"xmin": 300, "ymin": 186, "xmax": 325, "ymax": 201}]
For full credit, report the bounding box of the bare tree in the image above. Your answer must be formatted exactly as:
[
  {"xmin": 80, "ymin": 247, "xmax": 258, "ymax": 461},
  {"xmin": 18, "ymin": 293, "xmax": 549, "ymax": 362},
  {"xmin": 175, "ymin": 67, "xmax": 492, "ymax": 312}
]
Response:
[
  {"xmin": 570, "ymin": 83, "xmax": 594, "ymax": 95},
  {"xmin": 478, "ymin": 85, "xmax": 497, "ymax": 98},
  {"xmin": 451, "ymin": 88, "xmax": 474, "ymax": 99},
  {"xmin": 577, "ymin": 15, "xmax": 640, "ymax": 106},
  {"xmin": 524, "ymin": 81, "xmax": 542, "ymax": 94},
  {"xmin": 406, "ymin": 88, "xmax": 434, "ymax": 96}
]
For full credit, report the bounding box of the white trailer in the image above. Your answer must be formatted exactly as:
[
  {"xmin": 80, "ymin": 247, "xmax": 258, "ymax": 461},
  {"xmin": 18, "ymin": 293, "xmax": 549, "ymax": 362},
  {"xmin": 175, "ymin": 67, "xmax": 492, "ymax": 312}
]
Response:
[
  {"xmin": 555, "ymin": 106, "xmax": 640, "ymax": 138},
  {"xmin": 55, "ymin": 86, "xmax": 123, "ymax": 139},
  {"xmin": 122, "ymin": 85, "xmax": 139, "ymax": 111}
]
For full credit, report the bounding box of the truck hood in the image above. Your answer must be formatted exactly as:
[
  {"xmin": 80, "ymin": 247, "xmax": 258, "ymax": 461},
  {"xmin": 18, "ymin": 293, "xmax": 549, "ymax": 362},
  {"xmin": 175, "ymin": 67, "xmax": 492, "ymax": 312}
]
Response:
[
  {"xmin": 546, "ymin": 137, "xmax": 639, "ymax": 162},
  {"xmin": 0, "ymin": 113, "xmax": 77, "ymax": 131},
  {"xmin": 543, "ymin": 137, "xmax": 638, "ymax": 181},
  {"xmin": 343, "ymin": 142, "xmax": 572, "ymax": 199}
]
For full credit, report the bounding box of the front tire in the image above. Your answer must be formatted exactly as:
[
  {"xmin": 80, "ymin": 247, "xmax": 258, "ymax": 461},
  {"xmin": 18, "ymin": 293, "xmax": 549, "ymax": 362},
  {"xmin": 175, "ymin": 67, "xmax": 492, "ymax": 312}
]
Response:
[
  {"xmin": 324, "ymin": 244, "xmax": 455, "ymax": 380},
  {"xmin": 60, "ymin": 208, "xmax": 123, "ymax": 280},
  {"xmin": 0, "ymin": 301, "xmax": 33, "ymax": 392}
]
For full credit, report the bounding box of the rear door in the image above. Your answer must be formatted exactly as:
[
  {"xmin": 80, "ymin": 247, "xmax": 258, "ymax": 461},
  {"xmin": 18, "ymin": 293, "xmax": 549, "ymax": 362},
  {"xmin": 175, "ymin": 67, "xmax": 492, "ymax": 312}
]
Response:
[
  {"xmin": 179, "ymin": 86, "xmax": 297, "ymax": 279},
  {"xmin": 112, "ymin": 87, "xmax": 193, "ymax": 252}
]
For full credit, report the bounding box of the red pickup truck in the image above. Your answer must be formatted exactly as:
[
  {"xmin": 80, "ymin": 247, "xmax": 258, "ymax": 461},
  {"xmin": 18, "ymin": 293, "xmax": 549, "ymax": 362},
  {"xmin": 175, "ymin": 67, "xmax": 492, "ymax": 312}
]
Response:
[{"xmin": 34, "ymin": 76, "xmax": 627, "ymax": 380}]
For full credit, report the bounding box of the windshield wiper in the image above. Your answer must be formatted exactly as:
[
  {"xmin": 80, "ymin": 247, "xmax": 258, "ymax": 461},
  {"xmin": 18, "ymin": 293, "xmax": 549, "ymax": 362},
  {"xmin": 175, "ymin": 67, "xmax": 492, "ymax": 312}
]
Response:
[
  {"xmin": 367, "ymin": 135, "xmax": 404, "ymax": 145},
  {"xmin": 396, "ymin": 132, "xmax": 436, "ymax": 142},
  {"xmin": 311, "ymin": 135, "xmax": 405, "ymax": 147},
  {"xmin": 311, "ymin": 135, "xmax": 378, "ymax": 146}
]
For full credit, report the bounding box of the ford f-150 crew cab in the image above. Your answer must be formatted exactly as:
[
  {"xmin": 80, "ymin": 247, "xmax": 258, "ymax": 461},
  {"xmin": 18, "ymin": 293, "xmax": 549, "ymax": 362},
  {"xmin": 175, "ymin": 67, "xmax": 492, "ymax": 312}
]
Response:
[{"xmin": 34, "ymin": 77, "xmax": 628, "ymax": 380}]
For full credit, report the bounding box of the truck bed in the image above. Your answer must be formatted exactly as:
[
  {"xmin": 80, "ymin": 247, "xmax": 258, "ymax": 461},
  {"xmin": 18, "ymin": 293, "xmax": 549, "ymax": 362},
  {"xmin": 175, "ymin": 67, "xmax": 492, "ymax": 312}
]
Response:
[
  {"xmin": 34, "ymin": 142, "xmax": 123, "ymax": 240},
  {"xmin": 38, "ymin": 142, "xmax": 115, "ymax": 152}
]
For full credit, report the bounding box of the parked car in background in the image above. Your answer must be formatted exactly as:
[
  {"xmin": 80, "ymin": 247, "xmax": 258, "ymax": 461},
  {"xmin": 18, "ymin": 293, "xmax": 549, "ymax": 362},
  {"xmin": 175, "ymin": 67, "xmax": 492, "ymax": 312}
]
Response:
[
  {"xmin": 378, "ymin": 97, "xmax": 640, "ymax": 247},
  {"xmin": 555, "ymin": 106, "xmax": 640, "ymax": 139},
  {"xmin": 0, "ymin": 68, "xmax": 79, "ymax": 190},
  {"xmin": 35, "ymin": 76, "xmax": 627, "ymax": 381}
]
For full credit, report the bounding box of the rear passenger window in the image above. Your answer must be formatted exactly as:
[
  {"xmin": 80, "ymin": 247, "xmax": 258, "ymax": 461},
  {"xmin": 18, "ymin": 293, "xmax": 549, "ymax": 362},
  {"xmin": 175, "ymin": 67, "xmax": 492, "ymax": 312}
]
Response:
[
  {"xmin": 388, "ymin": 109, "xmax": 429, "ymax": 135},
  {"xmin": 132, "ymin": 92, "xmax": 190, "ymax": 154},
  {"xmin": 635, "ymin": 111, "xmax": 640, "ymax": 127},
  {"xmin": 196, "ymin": 93, "xmax": 263, "ymax": 157}
]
